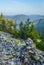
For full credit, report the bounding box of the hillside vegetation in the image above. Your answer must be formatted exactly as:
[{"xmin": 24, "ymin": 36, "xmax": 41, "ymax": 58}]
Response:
[{"xmin": 0, "ymin": 14, "xmax": 44, "ymax": 51}]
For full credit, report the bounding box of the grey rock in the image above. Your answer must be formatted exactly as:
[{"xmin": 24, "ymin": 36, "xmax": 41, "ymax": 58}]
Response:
[{"xmin": 0, "ymin": 31, "xmax": 44, "ymax": 65}]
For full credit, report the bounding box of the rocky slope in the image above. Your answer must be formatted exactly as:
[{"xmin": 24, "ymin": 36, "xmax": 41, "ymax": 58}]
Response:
[{"xmin": 0, "ymin": 31, "xmax": 44, "ymax": 65}]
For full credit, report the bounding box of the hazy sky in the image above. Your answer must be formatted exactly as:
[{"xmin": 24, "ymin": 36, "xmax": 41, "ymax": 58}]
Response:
[{"xmin": 0, "ymin": 0, "xmax": 44, "ymax": 15}]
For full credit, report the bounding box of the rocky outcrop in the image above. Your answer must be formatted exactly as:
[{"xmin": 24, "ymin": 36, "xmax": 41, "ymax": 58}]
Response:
[{"xmin": 0, "ymin": 31, "xmax": 44, "ymax": 65}]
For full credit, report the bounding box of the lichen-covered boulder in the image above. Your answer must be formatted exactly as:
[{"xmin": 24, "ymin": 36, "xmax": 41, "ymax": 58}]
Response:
[{"xmin": 0, "ymin": 31, "xmax": 44, "ymax": 65}]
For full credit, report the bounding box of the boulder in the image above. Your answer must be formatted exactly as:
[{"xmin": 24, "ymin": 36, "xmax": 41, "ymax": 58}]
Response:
[{"xmin": 0, "ymin": 31, "xmax": 44, "ymax": 65}]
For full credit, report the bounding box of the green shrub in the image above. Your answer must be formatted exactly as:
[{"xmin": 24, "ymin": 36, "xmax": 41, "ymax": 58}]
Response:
[{"xmin": 0, "ymin": 14, "xmax": 44, "ymax": 51}]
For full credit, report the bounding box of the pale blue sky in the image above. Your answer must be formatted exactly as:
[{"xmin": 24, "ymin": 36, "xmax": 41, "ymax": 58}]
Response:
[{"xmin": 0, "ymin": 0, "xmax": 44, "ymax": 15}]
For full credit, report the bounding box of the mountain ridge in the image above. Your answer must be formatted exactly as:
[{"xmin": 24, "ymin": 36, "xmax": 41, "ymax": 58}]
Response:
[{"xmin": 5, "ymin": 14, "xmax": 44, "ymax": 22}]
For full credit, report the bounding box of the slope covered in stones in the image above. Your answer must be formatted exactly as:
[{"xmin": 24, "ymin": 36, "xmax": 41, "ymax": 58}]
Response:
[{"xmin": 0, "ymin": 31, "xmax": 44, "ymax": 65}]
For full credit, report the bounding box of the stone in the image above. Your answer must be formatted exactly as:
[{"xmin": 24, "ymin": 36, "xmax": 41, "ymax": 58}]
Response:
[{"xmin": 0, "ymin": 31, "xmax": 44, "ymax": 65}]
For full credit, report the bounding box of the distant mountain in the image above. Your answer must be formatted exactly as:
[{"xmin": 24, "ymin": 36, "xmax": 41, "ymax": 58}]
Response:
[
  {"xmin": 5, "ymin": 15, "xmax": 44, "ymax": 24},
  {"xmin": 5, "ymin": 15, "xmax": 29, "ymax": 24},
  {"xmin": 34, "ymin": 19, "xmax": 44, "ymax": 35}
]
